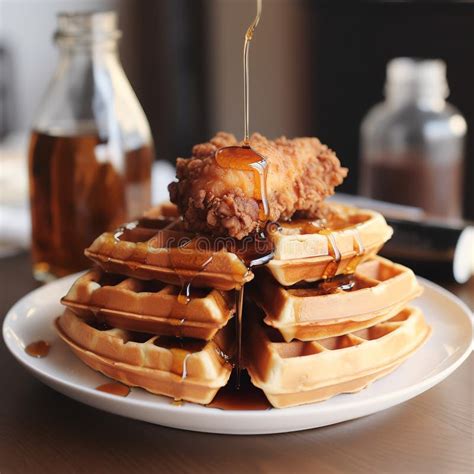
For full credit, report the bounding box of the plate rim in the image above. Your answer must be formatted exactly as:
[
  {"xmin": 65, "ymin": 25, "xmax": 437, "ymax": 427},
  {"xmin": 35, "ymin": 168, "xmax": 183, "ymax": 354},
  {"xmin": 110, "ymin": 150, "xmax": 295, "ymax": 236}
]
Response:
[{"xmin": 2, "ymin": 273, "xmax": 473, "ymax": 423}]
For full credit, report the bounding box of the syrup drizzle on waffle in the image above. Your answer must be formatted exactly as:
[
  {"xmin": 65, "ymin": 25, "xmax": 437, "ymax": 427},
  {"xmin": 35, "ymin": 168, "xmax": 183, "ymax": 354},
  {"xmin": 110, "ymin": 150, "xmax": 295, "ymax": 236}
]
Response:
[
  {"xmin": 321, "ymin": 230, "xmax": 342, "ymax": 279},
  {"xmin": 346, "ymin": 228, "xmax": 366, "ymax": 274}
]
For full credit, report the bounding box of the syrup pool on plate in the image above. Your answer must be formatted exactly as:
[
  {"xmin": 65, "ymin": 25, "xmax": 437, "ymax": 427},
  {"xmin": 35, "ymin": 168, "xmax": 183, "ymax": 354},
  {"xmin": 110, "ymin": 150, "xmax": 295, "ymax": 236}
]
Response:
[{"xmin": 25, "ymin": 340, "xmax": 50, "ymax": 358}]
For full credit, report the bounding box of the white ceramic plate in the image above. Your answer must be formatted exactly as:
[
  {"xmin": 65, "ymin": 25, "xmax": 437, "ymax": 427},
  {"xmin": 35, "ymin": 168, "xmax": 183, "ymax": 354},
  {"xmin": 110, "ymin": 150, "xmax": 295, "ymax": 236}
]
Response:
[{"xmin": 3, "ymin": 274, "xmax": 473, "ymax": 435}]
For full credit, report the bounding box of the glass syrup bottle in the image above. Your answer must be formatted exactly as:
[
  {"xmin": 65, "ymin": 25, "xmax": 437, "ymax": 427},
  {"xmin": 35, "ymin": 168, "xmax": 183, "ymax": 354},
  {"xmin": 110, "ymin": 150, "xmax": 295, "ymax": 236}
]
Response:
[
  {"xmin": 29, "ymin": 11, "xmax": 154, "ymax": 281},
  {"xmin": 359, "ymin": 58, "xmax": 467, "ymax": 218}
]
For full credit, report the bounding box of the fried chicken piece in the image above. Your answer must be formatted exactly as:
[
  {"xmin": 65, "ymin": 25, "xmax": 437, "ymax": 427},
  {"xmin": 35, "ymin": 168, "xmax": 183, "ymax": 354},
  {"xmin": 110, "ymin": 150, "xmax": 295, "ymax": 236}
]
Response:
[{"xmin": 168, "ymin": 132, "xmax": 347, "ymax": 239}]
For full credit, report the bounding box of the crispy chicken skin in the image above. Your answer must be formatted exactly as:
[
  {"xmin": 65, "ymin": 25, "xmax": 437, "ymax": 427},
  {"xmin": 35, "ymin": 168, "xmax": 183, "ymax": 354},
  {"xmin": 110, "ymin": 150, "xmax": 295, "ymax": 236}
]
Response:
[{"xmin": 168, "ymin": 132, "xmax": 348, "ymax": 239}]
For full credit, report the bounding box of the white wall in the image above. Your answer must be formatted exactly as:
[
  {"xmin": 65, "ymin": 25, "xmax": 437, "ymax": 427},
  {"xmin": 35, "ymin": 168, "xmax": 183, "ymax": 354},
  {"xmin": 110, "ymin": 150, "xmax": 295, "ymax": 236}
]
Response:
[{"xmin": 0, "ymin": 0, "xmax": 121, "ymax": 132}]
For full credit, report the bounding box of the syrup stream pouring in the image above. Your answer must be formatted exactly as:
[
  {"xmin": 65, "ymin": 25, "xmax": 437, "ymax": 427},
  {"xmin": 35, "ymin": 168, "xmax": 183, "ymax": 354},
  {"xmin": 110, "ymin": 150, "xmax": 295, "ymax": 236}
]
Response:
[
  {"xmin": 214, "ymin": 0, "xmax": 266, "ymax": 388},
  {"xmin": 214, "ymin": 0, "xmax": 268, "ymax": 224}
]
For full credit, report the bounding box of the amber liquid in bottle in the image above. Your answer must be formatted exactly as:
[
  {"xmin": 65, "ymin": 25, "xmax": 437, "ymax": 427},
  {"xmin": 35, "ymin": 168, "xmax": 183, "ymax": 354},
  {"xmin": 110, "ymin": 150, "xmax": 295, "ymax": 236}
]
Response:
[{"xmin": 29, "ymin": 131, "xmax": 153, "ymax": 280}]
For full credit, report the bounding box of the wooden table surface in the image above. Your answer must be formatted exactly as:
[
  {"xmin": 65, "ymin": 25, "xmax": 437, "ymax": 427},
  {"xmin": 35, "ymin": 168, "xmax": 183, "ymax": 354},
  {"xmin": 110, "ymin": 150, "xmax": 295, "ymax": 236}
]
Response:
[{"xmin": 1, "ymin": 253, "xmax": 472, "ymax": 474}]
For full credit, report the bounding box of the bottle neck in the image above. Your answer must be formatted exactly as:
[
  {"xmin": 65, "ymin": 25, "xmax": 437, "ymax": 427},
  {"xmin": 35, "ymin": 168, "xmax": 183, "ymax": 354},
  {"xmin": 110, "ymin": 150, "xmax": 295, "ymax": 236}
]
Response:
[
  {"xmin": 56, "ymin": 39, "xmax": 120, "ymax": 63},
  {"xmin": 35, "ymin": 39, "xmax": 126, "ymax": 135},
  {"xmin": 386, "ymin": 86, "xmax": 447, "ymax": 110}
]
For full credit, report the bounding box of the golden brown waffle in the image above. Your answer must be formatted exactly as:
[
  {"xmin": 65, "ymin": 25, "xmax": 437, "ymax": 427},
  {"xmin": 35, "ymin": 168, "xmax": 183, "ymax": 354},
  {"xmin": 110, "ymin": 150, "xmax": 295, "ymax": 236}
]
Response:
[
  {"xmin": 56, "ymin": 309, "xmax": 234, "ymax": 404},
  {"xmin": 85, "ymin": 203, "xmax": 391, "ymax": 291},
  {"xmin": 61, "ymin": 268, "xmax": 235, "ymax": 340},
  {"xmin": 85, "ymin": 208, "xmax": 273, "ymax": 291},
  {"xmin": 59, "ymin": 199, "xmax": 430, "ymax": 409},
  {"xmin": 246, "ymin": 306, "xmax": 431, "ymax": 408},
  {"xmin": 253, "ymin": 256, "xmax": 422, "ymax": 341},
  {"xmin": 266, "ymin": 204, "xmax": 393, "ymax": 285}
]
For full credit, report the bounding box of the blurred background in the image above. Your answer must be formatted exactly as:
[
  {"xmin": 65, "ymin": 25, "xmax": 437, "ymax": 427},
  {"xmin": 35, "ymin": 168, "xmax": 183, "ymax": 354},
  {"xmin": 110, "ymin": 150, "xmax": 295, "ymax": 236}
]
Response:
[
  {"xmin": 0, "ymin": 0, "xmax": 473, "ymax": 280},
  {"xmin": 1, "ymin": 1, "xmax": 473, "ymax": 197}
]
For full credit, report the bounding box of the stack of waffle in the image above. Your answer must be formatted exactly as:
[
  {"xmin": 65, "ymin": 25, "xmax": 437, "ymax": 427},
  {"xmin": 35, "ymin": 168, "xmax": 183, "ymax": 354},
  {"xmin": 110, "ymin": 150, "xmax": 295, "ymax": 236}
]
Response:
[{"xmin": 57, "ymin": 202, "xmax": 431, "ymax": 408}]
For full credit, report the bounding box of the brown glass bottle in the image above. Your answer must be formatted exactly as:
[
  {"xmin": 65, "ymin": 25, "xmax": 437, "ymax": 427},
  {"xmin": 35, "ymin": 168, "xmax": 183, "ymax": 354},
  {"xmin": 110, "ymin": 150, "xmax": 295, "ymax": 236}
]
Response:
[{"xmin": 29, "ymin": 12, "xmax": 153, "ymax": 281}]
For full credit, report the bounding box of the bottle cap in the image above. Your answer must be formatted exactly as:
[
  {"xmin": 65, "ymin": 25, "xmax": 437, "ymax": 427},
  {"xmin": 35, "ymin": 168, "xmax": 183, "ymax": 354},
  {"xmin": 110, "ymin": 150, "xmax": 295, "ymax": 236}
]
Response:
[
  {"xmin": 385, "ymin": 57, "xmax": 449, "ymax": 101},
  {"xmin": 55, "ymin": 11, "xmax": 121, "ymax": 43}
]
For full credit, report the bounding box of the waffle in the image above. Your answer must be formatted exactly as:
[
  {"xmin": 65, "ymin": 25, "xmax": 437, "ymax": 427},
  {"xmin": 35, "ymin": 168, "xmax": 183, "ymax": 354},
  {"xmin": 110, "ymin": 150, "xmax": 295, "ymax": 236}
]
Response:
[
  {"xmin": 266, "ymin": 204, "xmax": 393, "ymax": 285},
  {"xmin": 246, "ymin": 306, "xmax": 431, "ymax": 408},
  {"xmin": 58, "ymin": 197, "xmax": 429, "ymax": 409},
  {"xmin": 85, "ymin": 203, "xmax": 391, "ymax": 290},
  {"xmin": 253, "ymin": 256, "xmax": 422, "ymax": 341},
  {"xmin": 61, "ymin": 268, "xmax": 235, "ymax": 340},
  {"xmin": 56, "ymin": 309, "xmax": 234, "ymax": 404},
  {"xmin": 85, "ymin": 209, "xmax": 273, "ymax": 291}
]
